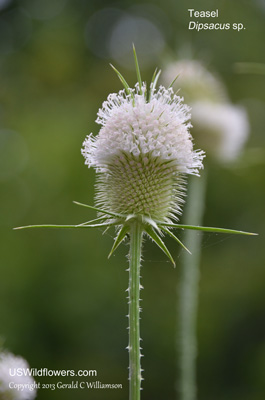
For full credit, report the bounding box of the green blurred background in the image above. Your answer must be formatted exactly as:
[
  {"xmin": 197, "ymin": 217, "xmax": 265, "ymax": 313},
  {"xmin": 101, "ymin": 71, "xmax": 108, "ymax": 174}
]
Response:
[{"xmin": 0, "ymin": 0, "xmax": 264, "ymax": 399}]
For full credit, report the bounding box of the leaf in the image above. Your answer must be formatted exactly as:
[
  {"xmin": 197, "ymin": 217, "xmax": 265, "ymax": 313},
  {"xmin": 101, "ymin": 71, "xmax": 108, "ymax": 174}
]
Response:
[
  {"xmin": 108, "ymin": 225, "xmax": 130, "ymax": 258},
  {"xmin": 168, "ymin": 73, "xmax": 180, "ymax": 89},
  {"xmin": 157, "ymin": 222, "xmax": 258, "ymax": 236},
  {"xmin": 160, "ymin": 226, "xmax": 191, "ymax": 254},
  {"xmin": 75, "ymin": 216, "xmax": 108, "ymax": 226},
  {"xmin": 151, "ymin": 67, "xmax": 158, "ymax": 86},
  {"xmin": 144, "ymin": 225, "xmax": 175, "ymax": 267},
  {"xmin": 13, "ymin": 222, "xmax": 116, "ymax": 230},
  {"xmin": 109, "ymin": 63, "xmax": 132, "ymax": 97},
  {"xmin": 75, "ymin": 221, "xmax": 118, "ymax": 228},
  {"xmin": 143, "ymin": 216, "xmax": 159, "ymax": 230},
  {"xmin": 152, "ymin": 69, "xmax": 161, "ymax": 92},
  {"xmin": 132, "ymin": 44, "xmax": 143, "ymax": 94},
  {"xmin": 73, "ymin": 201, "xmax": 125, "ymax": 218},
  {"xmin": 149, "ymin": 69, "xmax": 161, "ymax": 101}
]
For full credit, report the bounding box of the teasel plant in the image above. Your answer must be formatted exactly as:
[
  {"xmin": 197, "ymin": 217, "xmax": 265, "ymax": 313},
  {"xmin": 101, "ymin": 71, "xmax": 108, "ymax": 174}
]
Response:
[{"xmin": 14, "ymin": 48, "xmax": 256, "ymax": 400}]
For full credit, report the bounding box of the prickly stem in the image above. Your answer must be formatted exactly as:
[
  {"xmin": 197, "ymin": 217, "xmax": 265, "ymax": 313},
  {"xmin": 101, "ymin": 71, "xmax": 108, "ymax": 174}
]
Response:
[{"xmin": 128, "ymin": 221, "xmax": 143, "ymax": 400}]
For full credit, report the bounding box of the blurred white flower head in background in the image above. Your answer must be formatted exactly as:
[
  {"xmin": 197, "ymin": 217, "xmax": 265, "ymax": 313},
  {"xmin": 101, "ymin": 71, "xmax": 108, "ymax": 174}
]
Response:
[
  {"xmin": 0, "ymin": 352, "xmax": 37, "ymax": 400},
  {"xmin": 162, "ymin": 60, "xmax": 227, "ymax": 104},
  {"xmin": 162, "ymin": 60, "xmax": 250, "ymax": 163},
  {"xmin": 191, "ymin": 102, "xmax": 249, "ymax": 162}
]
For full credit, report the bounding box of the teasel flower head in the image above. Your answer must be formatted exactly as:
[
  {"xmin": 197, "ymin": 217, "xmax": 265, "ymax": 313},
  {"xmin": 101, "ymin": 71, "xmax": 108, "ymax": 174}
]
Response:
[
  {"xmin": 0, "ymin": 351, "xmax": 37, "ymax": 400},
  {"xmin": 81, "ymin": 50, "xmax": 205, "ymax": 260},
  {"xmin": 162, "ymin": 59, "xmax": 227, "ymax": 104}
]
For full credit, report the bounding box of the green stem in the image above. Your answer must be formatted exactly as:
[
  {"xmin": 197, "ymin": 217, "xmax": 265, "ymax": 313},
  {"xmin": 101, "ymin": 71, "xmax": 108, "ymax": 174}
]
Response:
[
  {"xmin": 178, "ymin": 170, "xmax": 207, "ymax": 400},
  {"xmin": 129, "ymin": 221, "xmax": 143, "ymax": 400}
]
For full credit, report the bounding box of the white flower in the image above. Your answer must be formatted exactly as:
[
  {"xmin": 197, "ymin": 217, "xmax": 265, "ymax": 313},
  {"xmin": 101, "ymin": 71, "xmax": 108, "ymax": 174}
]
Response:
[
  {"xmin": 191, "ymin": 102, "xmax": 249, "ymax": 162},
  {"xmin": 0, "ymin": 352, "xmax": 37, "ymax": 400},
  {"xmin": 162, "ymin": 60, "xmax": 227, "ymax": 104},
  {"xmin": 82, "ymin": 81, "xmax": 204, "ymax": 223}
]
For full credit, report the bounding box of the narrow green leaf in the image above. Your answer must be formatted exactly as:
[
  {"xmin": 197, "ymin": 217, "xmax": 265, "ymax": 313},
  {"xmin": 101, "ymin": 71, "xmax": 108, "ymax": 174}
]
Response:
[
  {"xmin": 76, "ymin": 221, "xmax": 117, "ymax": 228},
  {"xmin": 108, "ymin": 225, "xmax": 130, "ymax": 258},
  {"xmin": 14, "ymin": 224, "xmax": 79, "ymax": 230},
  {"xmin": 102, "ymin": 226, "xmax": 111, "ymax": 235},
  {"xmin": 132, "ymin": 44, "xmax": 142, "ymax": 94},
  {"xmin": 160, "ymin": 226, "xmax": 191, "ymax": 254},
  {"xmin": 143, "ymin": 216, "xmax": 159, "ymax": 230},
  {"xmin": 76, "ymin": 216, "xmax": 108, "ymax": 226},
  {"xmin": 148, "ymin": 68, "xmax": 159, "ymax": 101},
  {"xmin": 152, "ymin": 69, "xmax": 161, "ymax": 92},
  {"xmin": 110, "ymin": 63, "xmax": 131, "ymax": 96},
  {"xmin": 145, "ymin": 225, "xmax": 175, "ymax": 267},
  {"xmin": 149, "ymin": 69, "xmax": 161, "ymax": 102},
  {"xmin": 168, "ymin": 73, "xmax": 180, "ymax": 89},
  {"xmin": 14, "ymin": 222, "xmax": 116, "ymax": 230},
  {"xmin": 158, "ymin": 222, "xmax": 258, "ymax": 236},
  {"xmin": 73, "ymin": 201, "xmax": 125, "ymax": 218},
  {"xmin": 151, "ymin": 67, "xmax": 158, "ymax": 86}
]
